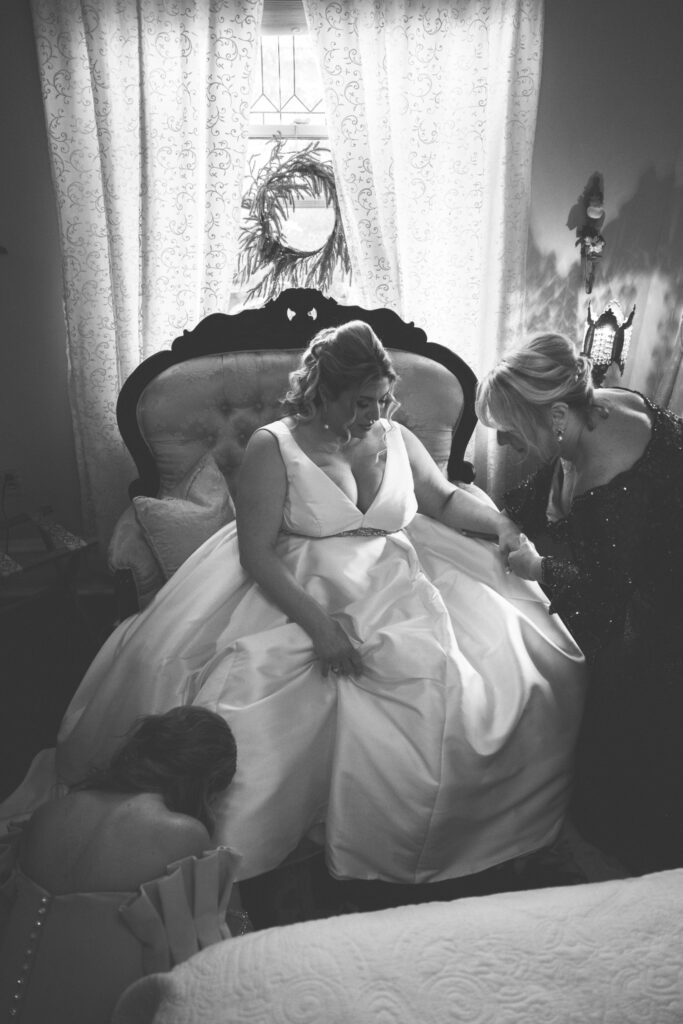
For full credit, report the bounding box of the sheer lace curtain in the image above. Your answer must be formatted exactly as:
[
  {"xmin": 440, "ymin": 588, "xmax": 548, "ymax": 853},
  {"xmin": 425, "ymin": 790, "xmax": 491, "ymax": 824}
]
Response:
[
  {"xmin": 29, "ymin": 0, "xmax": 263, "ymax": 544},
  {"xmin": 302, "ymin": 0, "xmax": 544, "ymax": 499}
]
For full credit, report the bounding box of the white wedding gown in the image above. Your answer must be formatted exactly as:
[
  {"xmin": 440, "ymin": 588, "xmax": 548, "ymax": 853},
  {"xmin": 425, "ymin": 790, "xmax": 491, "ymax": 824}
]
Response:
[{"xmin": 7, "ymin": 421, "xmax": 586, "ymax": 883}]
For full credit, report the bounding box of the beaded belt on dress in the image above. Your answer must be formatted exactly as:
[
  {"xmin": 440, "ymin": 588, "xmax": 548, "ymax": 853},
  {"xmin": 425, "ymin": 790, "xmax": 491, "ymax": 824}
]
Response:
[
  {"xmin": 333, "ymin": 527, "xmax": 392, "ymax": 537},
  {"xmin": 282, "ymin": 527, "xmax": 393, "ymax": 538}
]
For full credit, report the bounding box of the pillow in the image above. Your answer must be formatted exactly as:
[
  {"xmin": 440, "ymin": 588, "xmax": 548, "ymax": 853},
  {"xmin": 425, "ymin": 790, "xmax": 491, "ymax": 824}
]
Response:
[
  {"xmin": 133, "ymin": 454, "xmax": 235, "ymax": 580},
  {"xmin": 107, "ymin": 505, "xmax": 166, "ymax": 610}
]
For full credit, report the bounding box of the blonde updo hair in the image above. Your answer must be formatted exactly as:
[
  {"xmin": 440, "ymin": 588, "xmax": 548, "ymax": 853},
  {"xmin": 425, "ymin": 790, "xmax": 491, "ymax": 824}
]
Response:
[
  {"xmin": 476, "ymin": 333, "xmax": 600, "ymax": 458},
  {"xmin": 282, "ymin": 320, "xmax": 399, "ymax": 422}
]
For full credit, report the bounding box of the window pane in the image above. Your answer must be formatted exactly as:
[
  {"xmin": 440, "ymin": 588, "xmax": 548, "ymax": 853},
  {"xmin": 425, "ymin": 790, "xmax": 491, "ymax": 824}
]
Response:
[
  {"xmin": 250, "ymin": 34, "xmax": 326, "ymax": 128},
  {"xmin": 232, "ymin": 23, "xmax": 356, "ymax": 309}
]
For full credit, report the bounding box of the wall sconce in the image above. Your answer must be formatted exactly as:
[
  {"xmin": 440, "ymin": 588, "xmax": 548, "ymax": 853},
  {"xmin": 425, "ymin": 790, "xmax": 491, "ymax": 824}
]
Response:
[{"xmin": 581, "ymin": 300, "xmax": 636, "ymax": 386}]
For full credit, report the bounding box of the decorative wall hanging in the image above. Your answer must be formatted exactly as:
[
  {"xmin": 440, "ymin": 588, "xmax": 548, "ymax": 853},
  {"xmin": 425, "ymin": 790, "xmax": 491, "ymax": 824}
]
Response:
[
  {"xmin": 568, "ymin": 172, "xmax": 606, "ymax": 293},
  {"xmin": 235, "ymin": 136, "xmax": 351, "ymax": 303},
  {"xmin": 581, "ymin": 299, "xmax": 636, "ymax": 386}
]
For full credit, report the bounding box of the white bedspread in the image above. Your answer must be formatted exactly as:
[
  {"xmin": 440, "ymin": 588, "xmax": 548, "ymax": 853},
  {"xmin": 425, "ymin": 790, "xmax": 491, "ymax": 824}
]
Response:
[{"xmin": 114, "ymin": 869, "xmax": 683, "ymax": 1024}]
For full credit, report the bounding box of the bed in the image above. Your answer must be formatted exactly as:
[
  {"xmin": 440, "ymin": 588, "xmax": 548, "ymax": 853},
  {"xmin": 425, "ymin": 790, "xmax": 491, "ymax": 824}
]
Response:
[{"xmin": 112, "ymin": 864, "xmax": 683, "ymax": 1024}]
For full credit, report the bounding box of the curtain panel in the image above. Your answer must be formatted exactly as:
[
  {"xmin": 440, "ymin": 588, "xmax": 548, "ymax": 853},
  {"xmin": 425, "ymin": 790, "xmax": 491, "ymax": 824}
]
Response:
[
  {"xmin": 29, "ymin": 0, "xmax": 263, "ymax": 544},
  {"xmin": 655, "ymin": 311, "xmax": 683, "ymax": 414},
  {"xmin": 303, "ymin": 0, "xmax": 544, "ymax": 499}
]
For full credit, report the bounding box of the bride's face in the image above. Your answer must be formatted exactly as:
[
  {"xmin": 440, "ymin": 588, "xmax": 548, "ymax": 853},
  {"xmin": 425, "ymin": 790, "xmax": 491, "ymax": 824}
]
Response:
[{"xmin": 325, "ymin": 377, "xmax": 394, "ymax": 439}]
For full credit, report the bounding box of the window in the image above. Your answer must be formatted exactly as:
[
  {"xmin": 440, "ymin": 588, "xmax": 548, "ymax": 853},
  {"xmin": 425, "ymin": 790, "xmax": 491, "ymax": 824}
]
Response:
[
  {"xmin": 230, "ymin": 1, "xmax": 353, "ymax": 308},
  {"xmin": 250, "ymin": 33, "xmax": 326, "ymax": 134}
]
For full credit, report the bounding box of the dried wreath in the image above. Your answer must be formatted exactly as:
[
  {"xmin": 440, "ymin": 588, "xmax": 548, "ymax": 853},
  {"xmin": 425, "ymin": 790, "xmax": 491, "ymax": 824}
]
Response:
[{"xmin": 235, "ymin": 135, "xmax": 351, "ymax": 303}]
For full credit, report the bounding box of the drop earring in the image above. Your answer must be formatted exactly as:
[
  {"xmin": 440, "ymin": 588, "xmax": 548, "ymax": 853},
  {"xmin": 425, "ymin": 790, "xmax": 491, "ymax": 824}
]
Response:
[{"xmin": 555, "ymin": 428, "xmax": 564, "ymax": 443}]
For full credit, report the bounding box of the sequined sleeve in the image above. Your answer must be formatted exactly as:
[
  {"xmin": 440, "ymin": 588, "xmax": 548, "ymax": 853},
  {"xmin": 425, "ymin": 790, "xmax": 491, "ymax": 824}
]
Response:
[
  {"xmin": 504, "ymin": 467, "xmax": 609, "ymax": 655},
  {"xmin": 540, "ymin": 548, "xmax": 634, "ymax": 659},
  {"xmin": 507, "ymin": 492, "xmax": 649, "ymax": 665},
  {"xmin": 538, "ymin": 553, "xmax": 628, "ymax": 662},
  {"xmin": 503, "ymin": 464, "xmax": 554, "ymax": 538},
  {"xmin": 540, "ymin": 556, "xmax": 579, "ymax": 593},
  {"xmin": 504, "ymin": 399, "xmax": 683, "ymax": 665}
]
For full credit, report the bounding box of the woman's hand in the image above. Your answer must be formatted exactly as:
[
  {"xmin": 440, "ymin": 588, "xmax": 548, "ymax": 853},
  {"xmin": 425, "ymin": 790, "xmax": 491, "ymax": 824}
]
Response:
[
  {"xmin": 238, "ymin": 432, "xmax": 363, "ymax": 680},
  {"xmin": 398, "ymin": 427, "xmax": 530, "ymax": 556},
  {"xmin": 497, "ymin": 513, "xmax": 522, "ymax": 559},
  {"xmin": 507, "ymin": 533, "xmax": 544, "ymax": 581},
  {"xmin": 311, "ymin": 616, "xmax": 363, "ymax": 678}
]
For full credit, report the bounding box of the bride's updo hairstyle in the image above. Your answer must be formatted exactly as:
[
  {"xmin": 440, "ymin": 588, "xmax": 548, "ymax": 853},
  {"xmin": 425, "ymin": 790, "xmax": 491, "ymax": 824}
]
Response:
[
  {"xmin": 476, "ymin": 333, "xmax": 602, "ymax": 458},
  {"xmin": 282, "ymin": 320, "xmax": 399, "ymax": 423}
]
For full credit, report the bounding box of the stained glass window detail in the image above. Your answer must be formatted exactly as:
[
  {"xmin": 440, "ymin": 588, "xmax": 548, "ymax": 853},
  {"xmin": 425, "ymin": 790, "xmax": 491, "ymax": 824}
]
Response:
[{"xmin": 250, "ymin": 34, "xmax": 326, "ymax": 133}]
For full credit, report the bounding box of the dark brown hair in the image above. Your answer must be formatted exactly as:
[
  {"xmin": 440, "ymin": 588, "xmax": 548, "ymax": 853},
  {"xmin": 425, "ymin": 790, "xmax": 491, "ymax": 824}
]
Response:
[{"xmin": 72, "ymin": 706, "xmax": 237, "ymax": 832}]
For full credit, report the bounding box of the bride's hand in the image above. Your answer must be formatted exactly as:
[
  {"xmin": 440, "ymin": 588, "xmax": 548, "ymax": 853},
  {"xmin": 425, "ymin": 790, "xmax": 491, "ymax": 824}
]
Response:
[
  {"xmin": 497, "ymin": 513, "xmax": 522, "ymax": 559},
  {"xmin": 311, "ymin": 617, "xmax": 363, "ymax": 678}
]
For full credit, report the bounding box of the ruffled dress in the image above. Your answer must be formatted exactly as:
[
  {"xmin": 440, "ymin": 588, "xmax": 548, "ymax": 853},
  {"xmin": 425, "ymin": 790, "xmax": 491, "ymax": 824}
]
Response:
[{"xmin": 0, "ymin": 825, "xmax": 241, "ymax": 1024}]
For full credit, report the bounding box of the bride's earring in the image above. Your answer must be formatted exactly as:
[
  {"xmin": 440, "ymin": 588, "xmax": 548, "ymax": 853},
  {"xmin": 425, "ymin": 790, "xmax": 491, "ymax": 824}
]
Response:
[
  {"xmin": 321, "ymin": 402, "xmax": 330, "ymax": 431},
  {"xmin": 555, "ymin": 428, "xmax": 564, "ymax": 443}
]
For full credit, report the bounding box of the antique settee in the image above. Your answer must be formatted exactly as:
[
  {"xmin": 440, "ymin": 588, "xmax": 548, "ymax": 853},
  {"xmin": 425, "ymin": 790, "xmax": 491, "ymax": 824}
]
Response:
[{"xmin": 108, "ymin": 288, "xmax": 481, "ymax": 617}]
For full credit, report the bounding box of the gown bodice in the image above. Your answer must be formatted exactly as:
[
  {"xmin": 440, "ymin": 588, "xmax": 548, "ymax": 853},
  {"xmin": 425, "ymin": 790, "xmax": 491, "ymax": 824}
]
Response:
[{"xmin": 264, "ymin": 419, "xmax": 418, "ymax": 537}]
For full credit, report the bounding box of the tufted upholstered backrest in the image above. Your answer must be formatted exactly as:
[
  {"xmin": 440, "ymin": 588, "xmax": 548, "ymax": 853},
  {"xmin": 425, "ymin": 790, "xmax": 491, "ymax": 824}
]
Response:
[
  {"xmin": 137, "ymin": 348, "xmax": 468, "ymax": 502},
  {"xmin": 118, "ymin": 289, "xmax": 478, "ymax": 500},
  {"xmin": 110, "ymin": 289, "xmax": 479, "ymax": 618}
]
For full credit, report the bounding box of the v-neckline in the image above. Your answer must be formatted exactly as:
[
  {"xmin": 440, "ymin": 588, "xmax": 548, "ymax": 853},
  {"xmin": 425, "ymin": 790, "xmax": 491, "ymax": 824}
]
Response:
[{"xmin": 284, "ymin": 420, "xmax": 390, "ymax": 516}]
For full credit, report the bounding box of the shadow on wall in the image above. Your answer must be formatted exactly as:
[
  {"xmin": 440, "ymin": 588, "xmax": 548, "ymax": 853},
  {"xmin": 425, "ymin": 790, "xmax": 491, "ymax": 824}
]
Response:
[
  {"xmin": 483, "ymin": 166, "xmax": 683, "ymax": 498},
  {"xmin": 525, "ymin": 166, "xmax": 683, "ymax": 406}
]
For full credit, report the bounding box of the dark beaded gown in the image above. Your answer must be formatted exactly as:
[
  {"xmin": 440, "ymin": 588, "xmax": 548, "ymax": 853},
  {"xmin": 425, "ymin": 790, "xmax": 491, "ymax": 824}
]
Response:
[{"xmin": 504, "ymin": 393, "xmax": 683, "ymax": 875}]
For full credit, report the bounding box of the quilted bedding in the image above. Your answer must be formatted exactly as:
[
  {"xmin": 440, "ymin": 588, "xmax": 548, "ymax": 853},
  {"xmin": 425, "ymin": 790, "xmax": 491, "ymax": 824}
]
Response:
[{"xmin": 113, "ymin": 868, "xmax": 683, "ymax": 1024}]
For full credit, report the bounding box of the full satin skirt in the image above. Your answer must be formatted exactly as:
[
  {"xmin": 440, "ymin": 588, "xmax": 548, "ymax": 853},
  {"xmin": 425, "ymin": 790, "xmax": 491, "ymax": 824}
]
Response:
[{"xmin": 12, "ymin": 516, "xmax": 585, "ymax": 883}]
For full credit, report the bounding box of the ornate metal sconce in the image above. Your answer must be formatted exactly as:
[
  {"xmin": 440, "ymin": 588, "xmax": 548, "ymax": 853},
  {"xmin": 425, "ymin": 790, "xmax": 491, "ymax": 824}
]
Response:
[{"xmin": 581, "ymin": 300, "xmax": 636, "ymax": 386}]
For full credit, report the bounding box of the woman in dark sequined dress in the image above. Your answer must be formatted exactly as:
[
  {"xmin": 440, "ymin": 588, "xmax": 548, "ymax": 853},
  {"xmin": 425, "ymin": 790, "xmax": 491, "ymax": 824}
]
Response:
[{"xmin": 476, "ymin": 333, "xmax": 683, "ymax": 876}]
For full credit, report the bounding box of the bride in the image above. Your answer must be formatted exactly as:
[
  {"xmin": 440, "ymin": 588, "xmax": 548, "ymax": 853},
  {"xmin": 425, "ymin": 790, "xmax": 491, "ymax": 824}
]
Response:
[{"xmin": 7, "ymin": 322, "xmax": 586, "ymax": 883}]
